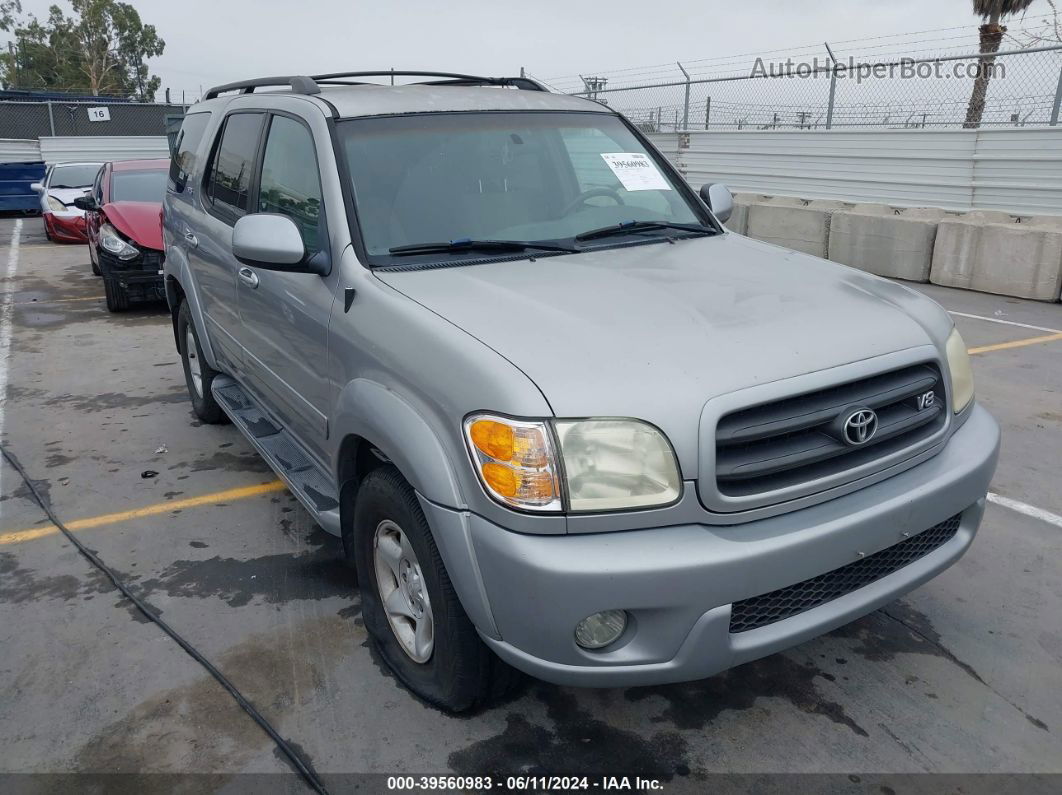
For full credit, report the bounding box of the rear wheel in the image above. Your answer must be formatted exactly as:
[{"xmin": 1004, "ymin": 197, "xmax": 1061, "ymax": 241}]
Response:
[
  {"xmin": 352, "ymin": 466, "xmax": 518, "ymax": 712},
  {"xmin": 103, "ymin": 277, "xmax": 128, "ymax": 312},
  {"xmin": 177, "ymin": 300, "xmax": 227, "ymax": 424}
]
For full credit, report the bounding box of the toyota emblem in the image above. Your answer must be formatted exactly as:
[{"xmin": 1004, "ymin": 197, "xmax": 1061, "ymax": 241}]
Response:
[{"xmin": 842, "ymin": 409, "xmax": 878, "ymax": 446}]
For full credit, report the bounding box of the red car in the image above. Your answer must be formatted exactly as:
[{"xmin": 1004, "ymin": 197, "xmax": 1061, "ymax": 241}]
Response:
[{"xmin": 76, "ymin": 158, "xmax": 168, "ymax": 312}]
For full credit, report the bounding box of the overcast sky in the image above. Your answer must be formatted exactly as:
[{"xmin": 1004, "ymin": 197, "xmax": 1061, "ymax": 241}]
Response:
[{"xmin": 7, "ymin": 0, "xmax": 1059, "ymax": 99}]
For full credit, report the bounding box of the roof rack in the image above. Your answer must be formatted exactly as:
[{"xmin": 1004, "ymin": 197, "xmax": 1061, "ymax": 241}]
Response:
[{"xmin": 203, "ymin": 70, "xmax": 546, "ymax": 100}]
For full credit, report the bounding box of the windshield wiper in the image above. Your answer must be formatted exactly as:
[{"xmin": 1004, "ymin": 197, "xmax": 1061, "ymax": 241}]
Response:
[
  {"xmin": 574, "ymin": 220, "xmax": 714, "ymax": 243},
  {"xmin": 389, "ymin": 237, "xmax": 578, "ymax": 256}
]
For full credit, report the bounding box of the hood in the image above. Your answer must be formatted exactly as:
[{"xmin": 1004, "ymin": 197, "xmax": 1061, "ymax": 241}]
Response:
[
  {"xmin": 48, "ymin": 187, "xmax": 89, "ymax": 213},
  {"xmin": 103, "ymin": 201, "xmax": 163, "ymax": 250},
  {"xmin": 377, "ymin": 233, "xmax": 954, "ymax": 472}
]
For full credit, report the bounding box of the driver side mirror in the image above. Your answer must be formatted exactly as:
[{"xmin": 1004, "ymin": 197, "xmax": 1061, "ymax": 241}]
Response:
[
  {"xmin": 700, "ymin": 183, "xmax": 734, "ymax": 225},
  {"xmin": 232, "ymin": 213, "xmax": 326, "ymax": 274},
  {"xmin": 73, "ymin": 195, "xmax": 97, "ymax": 212},
  {"xmin": 30, "ymin": 182, "xmax": 43, "ymax": 193}
]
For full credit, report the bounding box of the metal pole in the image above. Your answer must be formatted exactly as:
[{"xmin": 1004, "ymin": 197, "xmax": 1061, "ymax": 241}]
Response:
[
  {"xmin": 677, "ymin": 62, "xmax": 690, "ymax": 131},
  {"xmin": 825, "ymin": 41, "xmax": 838, "ymax": 131},
  {"xmin": 1051, "ymin": 66, "xmax": 1062, "ymax": 126},
  {"xmin": 705, "ymin": 96, "xmax": 711, "ymax": 129},
  {"xmin": 826, "ymin": 70, "xmax": 837, "ymax": 130},
  {"xmin": 46, "ymin": 101, "xmax": 55, "ymax": 136}
]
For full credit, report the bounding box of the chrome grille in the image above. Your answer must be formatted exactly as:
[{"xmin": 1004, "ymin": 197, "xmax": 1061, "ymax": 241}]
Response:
[{"xmin": 715, "ymin": 363, "xmax": 945, "ymax": 499}]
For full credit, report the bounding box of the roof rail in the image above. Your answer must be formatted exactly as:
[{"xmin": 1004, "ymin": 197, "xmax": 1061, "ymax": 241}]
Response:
[
  {"xmin": 203, "ymin": 70, "xmax": 547, "ymax": 100},
  {"xmin": 204, "ymin": 76, "xmax": 321, "ymax": 100}
]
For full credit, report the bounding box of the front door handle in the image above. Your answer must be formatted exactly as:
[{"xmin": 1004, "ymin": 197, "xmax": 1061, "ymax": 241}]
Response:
[
  {"xmin": 238, "ymin": 267, "xmax": 260, "ymax": 289},
  {"xmin": 184, "ymin": 230, "xmax": 198, "ymax": 248}
]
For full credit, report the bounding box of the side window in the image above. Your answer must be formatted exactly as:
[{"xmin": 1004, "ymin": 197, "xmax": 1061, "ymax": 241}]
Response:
[
  {"xmin": 168, "ymin": 112, "xmax": 211, "ymax": 193},
  {"xmin": 257, "ymin": 115, "xmax": 324, "ymax": 252},
  {"xmin": 204, "ymin": 112, "xmax": 265, "ymax": 220}
]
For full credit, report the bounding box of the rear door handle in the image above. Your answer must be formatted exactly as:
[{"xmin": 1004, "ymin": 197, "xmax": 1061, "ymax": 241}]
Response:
[
  {"xmin": 238, "ymin": 267, "xmax": 260, "ymax": 288},
  {"xmin": 184, "ymin": 230, "xmax": 198, "ymax": 248}
]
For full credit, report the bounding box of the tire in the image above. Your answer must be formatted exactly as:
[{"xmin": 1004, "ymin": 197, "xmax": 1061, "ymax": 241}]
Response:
[
  {"xmin": 103, "ymin": 277, "xmax": 129, "ymax": 312},
  {"xmin": 352, "ymin": 466, "xmax": 519, "ymax": 712},
  {"xmin": 177, "ymin": 300, "xmax": 227, "ymax": 424},
  {"xmin": 91, "ymin": 247, "xmax": 101, "ymax": 276}
]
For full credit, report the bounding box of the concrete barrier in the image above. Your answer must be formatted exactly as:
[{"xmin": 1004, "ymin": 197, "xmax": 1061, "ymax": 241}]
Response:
[
  {"xmin": 746, "ymin": 198, "xmax": 852, "ymax": 258},
  {"xmin": 723, "ymin": 192, "xmax": 764, "ymax": 235},
  {"xmin": 828, "ymin": 205, "xmax": 946, "ymax": 282},
  {"xmin": 931, "ymin": 213, "xmax": 1062, "ymax": 302}
]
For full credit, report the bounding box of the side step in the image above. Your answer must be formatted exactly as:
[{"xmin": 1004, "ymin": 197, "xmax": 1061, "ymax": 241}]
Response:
[{"xmin": 211, "ymin": 375, "xmax": 341, "ymax": 536}]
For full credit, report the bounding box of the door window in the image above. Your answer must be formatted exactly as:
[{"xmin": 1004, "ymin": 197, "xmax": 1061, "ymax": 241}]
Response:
[
  {"xmin": 257, "ymin": 115, "xmax": 325, "ymax": 253},
  {"xmin": 168, "ymin": 111, "xmax": 211, "ymax": 193},
  {"xmin": 204, "ymin": 112, "xmax": 265, "ymax": 220}
]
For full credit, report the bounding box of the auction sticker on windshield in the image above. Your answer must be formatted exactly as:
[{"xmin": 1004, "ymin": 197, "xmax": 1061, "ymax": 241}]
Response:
[{"xmin": 600, "ymin": 153, "xmax": 671, "ymax": 191}]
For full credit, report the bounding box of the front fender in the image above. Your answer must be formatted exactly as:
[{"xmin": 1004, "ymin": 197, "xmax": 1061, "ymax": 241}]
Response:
[{"xmin": 332, "ymin": 378, "xmax": 464, "ymax": 508}]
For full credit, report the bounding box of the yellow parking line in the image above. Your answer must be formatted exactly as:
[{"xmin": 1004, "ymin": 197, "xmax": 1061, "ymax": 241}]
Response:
[
  {"xmin": 0, "ymin": 480, "xmax": 287, "ymax": 546},
  {"xmin": 968, "ymin": 332, "xmax": 1062, "ymax": 355},
  {"xmin": 13, "ymin": 296, "xmax": 99, "ymax": 305}
]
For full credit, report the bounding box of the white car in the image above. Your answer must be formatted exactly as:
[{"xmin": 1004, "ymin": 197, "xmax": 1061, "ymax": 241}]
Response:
[{"xmin": 31, "ymin": 162, "xmax": 103, "ymax": 243}]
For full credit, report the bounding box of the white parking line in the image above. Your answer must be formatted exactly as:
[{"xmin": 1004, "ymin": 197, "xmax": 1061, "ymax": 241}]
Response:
[
  {"xmin": 0, "ymin": 219, "xmax": 23, "ymax": 494},
  {"xmin": 988, "ymin": 492, "xmax": 1062, "ymax": 529},
  {"xmin": 949, "ymin": 310, "xmax": 1062, "ymax": 335}
]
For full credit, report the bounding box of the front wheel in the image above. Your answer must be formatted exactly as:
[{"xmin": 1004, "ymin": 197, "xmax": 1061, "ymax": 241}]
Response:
[
  {"xmin": 177, "ymin": 300, "xmax": 227, "ymax": 424},
  {"xmin": 90, "ymin": 246, "xmax": 101, "ymax": 276},
  {"xmin": 352, "ymin": 466, "xmax": 518, "ymax": 712}
]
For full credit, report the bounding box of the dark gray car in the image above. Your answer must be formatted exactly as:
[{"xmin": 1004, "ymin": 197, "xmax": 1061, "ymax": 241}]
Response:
[{"xmin": 162, "ymin": 71, "xmax": 999, "ymax": 712}]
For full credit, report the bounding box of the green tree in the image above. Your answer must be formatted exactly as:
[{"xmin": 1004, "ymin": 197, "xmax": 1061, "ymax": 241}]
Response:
[
  {"xmin": 1, "ymin": 0, "xmax": 164, "ymax": 100},
  {"xmin": 963, "ymin": 0, "xmax": 1036, "ymax": 128}
]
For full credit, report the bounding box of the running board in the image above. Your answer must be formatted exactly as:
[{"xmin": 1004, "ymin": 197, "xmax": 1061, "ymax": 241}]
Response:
[{"xmin": 211, "ymin": 375, "xmax": 341, "ymax": 536}]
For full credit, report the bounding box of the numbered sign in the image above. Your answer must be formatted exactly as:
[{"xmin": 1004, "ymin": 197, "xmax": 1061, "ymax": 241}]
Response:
[{"xmin": 87, "ymin": 106, "xmax": 111, "ymax": 122}]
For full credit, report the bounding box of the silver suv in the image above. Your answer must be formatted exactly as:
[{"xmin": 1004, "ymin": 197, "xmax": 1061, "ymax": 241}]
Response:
[{"xmin": 163, "ymin": 71, "xmax": 1000, "ymax": 712}]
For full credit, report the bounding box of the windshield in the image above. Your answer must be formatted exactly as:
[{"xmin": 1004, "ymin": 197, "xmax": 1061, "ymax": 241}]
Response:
[
  {"xmin": 336, "ymin": 111, "xmax": 708, "ymax": 261},
  {"xmin": 50, "ymin": 164, "xmax": 101, "ymax": 189},
  {"xmin": 110, "ymin": 169, "xmax": 168, "ymax": 203}
]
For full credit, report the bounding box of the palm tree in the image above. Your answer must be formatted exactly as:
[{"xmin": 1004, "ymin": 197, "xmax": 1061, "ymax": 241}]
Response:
[{"xmin": 963, "ymin": 0, "xmax": 1036, "ymax": 128}]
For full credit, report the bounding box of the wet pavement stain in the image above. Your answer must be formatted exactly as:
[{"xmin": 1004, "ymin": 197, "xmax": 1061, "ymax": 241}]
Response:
[
  {"xmin": 623, "ymin": 652, "xmax": 869, "ymax": 737},
  {"xmin": 0, "ymin": 552, "xmax": 113, "ymax": 604},
  {"xmin": 167, "ymin": 450, "xmax": 273, "ymax": 474},
  {"xmin": 450, "ymin": 687, "xmax": 689, "ymax": 779},
  {"xmin": 71, "ymin": 616, "xmax": 354, "ymax": 774},
  {"xmin": 42, "ymin": 389, "xmax": 188, "ymax": 413},
  {"xmin": 830, "ymin": 602, "xmax": 1050, "ymax": 732},
  {"xmin": 135, "ymin": 529, "xmax": 351, "ymax": 608}
]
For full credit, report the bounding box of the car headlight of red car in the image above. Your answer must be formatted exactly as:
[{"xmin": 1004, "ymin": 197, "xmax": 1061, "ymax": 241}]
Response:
[{"xmin": 99, "ymin": 223, "xmax": 140, "ymax": 260}]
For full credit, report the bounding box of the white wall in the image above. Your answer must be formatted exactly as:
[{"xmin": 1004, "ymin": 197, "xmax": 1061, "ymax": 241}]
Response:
[
  {"xmin": 38, "ymin": 136, "xmax": 170, "ymax": 165},
  {"xmin": 648, "ymin": 127, "xmax": 1062, "ymax": 215}
]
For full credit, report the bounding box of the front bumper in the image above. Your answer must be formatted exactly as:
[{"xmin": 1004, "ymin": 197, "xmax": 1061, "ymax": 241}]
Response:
[
  {"xmin": 431, "ymin": 403, "xmax": 999, "ymax": 687},
  {"xmin": 44, "ymin": 212, "xmax": 87, "ymax": 243},
  {"xmin": 99, "ymin": 248, "xmax": 166, "ymax": 300}
]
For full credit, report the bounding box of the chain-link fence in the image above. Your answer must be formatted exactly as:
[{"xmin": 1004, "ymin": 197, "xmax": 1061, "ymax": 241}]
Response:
[
  {"xmin": 0, "ymin": 96, "xmax": 187, "ymax": 139},
  {"xmin": 550, "ymin": 44, "xmax": 1062, "ymax": 132}
]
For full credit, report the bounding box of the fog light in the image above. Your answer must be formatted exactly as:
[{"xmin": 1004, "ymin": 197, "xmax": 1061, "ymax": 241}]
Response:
[{"xmin": 574, "ymin": 610, "xmax": 627, "ymax": 650}]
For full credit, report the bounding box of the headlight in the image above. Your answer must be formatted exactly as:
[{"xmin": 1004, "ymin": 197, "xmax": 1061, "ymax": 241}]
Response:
[
  {"xmin": 555, "ymin": 419, "xmax": 681, "ymax": 511},
  {"xmin": 46, "ymin": 195, "xmax": 65, "ymax": 212},
  {"xmin": 99, "ymin": 223, "xmax": 140, "ymax": 261},
  {"xmin": 945, "ymin": 327, "xmax": 975, "ymax": 413},
  {"xmin": 463, "ymin": 414, "xmax": 681, "ymax": 513}
]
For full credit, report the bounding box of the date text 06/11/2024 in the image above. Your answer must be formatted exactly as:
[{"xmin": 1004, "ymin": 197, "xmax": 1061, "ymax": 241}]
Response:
[{"xmin": 386, "ymin": 775, "xmax": 667, "ymax": 791}]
